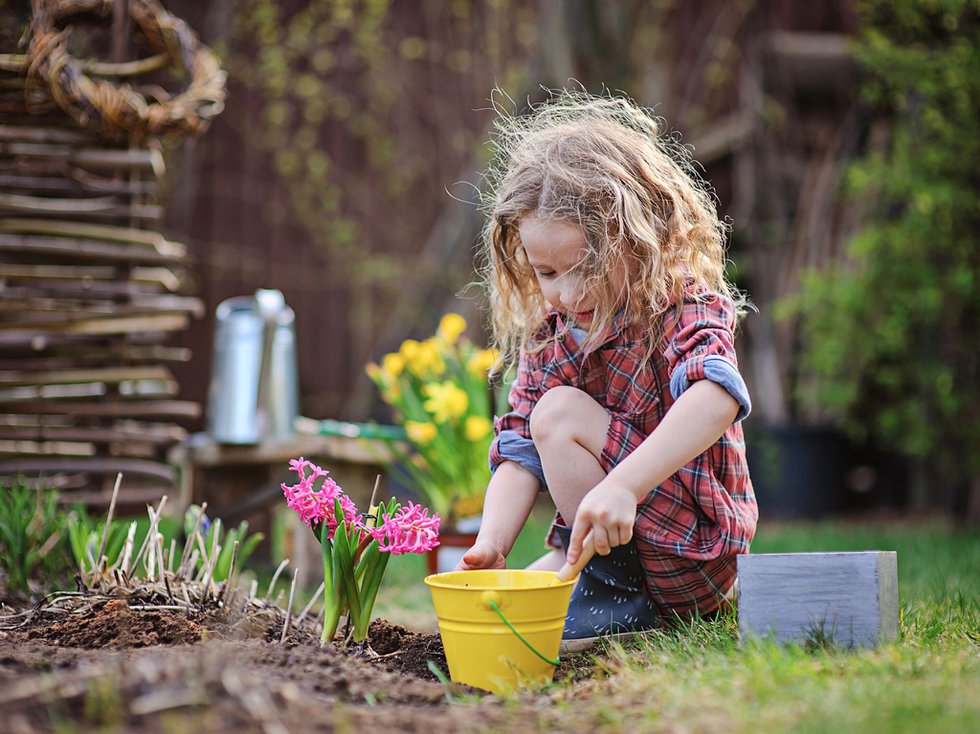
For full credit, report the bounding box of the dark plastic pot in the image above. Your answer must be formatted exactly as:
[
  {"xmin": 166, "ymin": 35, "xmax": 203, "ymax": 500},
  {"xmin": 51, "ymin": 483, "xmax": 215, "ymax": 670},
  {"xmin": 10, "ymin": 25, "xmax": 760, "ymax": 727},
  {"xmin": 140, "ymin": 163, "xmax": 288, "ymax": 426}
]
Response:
[{"xmin": 745, "ymin": 423, "xmax": 848, "ymax": 519}]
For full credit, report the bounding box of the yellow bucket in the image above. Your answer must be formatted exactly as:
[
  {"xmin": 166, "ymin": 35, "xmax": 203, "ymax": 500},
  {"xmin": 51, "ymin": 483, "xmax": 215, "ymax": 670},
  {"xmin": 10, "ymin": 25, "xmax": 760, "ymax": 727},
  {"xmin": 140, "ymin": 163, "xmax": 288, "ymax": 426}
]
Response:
[{"xmin": 424, "ymin": 569, "xmax": 576, "ymax": 694}]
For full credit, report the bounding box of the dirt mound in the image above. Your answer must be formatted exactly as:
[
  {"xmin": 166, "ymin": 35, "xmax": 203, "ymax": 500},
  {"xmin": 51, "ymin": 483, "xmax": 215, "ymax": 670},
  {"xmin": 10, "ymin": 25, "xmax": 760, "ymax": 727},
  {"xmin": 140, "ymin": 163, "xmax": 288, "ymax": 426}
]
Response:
[
  {"xmin": 27, "ymin": 598, "xmax": 204, "ymax": 649},
  {"xmin": 368, "ymin": 619, "xmax": 448, "ymax": 680}
]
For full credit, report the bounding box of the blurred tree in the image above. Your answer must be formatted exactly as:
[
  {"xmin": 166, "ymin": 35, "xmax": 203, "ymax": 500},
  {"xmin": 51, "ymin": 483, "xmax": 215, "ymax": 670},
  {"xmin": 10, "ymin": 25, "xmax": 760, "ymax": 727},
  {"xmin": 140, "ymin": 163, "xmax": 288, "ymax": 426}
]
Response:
[{"xmin": 794, "ymin": 0, "xmax": 980, "ymax": 521}]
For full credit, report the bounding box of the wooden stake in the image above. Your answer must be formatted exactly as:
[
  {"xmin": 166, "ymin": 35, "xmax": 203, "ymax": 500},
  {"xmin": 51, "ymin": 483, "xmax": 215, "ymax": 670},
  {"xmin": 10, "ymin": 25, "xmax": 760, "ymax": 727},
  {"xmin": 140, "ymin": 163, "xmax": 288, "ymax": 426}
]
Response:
[
  {"xmin": 95, "ymin": 472, "xmax": 123, "ymax": 579},
  {"xmin": 280, "ymin": 569, "xmax": 298, "ymax": 644},
  {"xmin": 266, "ymin": 559, "xmax": 289, "ymax": 600}
]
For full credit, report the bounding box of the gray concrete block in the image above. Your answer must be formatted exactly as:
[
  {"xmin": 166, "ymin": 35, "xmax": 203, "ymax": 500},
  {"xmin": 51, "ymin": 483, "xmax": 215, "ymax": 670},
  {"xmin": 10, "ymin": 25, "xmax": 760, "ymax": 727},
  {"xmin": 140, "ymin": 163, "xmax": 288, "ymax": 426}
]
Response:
[{"xmin": 737, "ymin": 551, "xmax": 898, "ymax": 648}]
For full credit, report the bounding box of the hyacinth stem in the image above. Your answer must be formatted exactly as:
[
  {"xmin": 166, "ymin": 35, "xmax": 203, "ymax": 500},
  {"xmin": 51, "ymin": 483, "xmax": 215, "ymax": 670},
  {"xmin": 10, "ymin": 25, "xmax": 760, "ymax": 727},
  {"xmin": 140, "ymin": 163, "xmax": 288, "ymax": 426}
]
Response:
[
  {"xmin": 319, "ymin": 524, "xmax": 343, "ymax": 645},
  {"xmin": 352, "ymin": 547, "xmax": 391, "ymax": 641},
  {"xmin": 332, "ymin": 513, "xmax": 363, "ymax": 641}
]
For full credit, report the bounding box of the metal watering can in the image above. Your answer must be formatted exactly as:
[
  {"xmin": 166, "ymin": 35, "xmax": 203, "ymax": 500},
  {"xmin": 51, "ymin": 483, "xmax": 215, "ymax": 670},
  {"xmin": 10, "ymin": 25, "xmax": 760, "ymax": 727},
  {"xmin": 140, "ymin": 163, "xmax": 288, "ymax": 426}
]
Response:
[{"xmin": 207, "ymin": 289, "xmax": 299, "ymax": 444}]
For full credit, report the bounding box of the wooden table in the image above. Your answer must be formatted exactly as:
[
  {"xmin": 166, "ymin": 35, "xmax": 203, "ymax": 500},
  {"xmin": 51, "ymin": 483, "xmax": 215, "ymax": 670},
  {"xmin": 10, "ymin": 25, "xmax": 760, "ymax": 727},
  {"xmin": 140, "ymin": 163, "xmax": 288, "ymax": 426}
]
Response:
[{"xmin": 170, "ymin": 432, "xmax": 395, "ymax": 589}]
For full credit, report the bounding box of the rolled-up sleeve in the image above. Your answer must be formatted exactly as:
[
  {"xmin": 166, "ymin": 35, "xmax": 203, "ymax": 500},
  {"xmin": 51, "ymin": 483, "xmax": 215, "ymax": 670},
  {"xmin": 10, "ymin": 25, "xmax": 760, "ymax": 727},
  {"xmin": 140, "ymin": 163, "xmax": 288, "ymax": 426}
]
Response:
[
  {"xmin": 488, "ymin": 349, "xmax": 541, "ymax": 471},
  {"xmin": 663, "ymin": 285, "xmax": 751, "ymax": 422}
]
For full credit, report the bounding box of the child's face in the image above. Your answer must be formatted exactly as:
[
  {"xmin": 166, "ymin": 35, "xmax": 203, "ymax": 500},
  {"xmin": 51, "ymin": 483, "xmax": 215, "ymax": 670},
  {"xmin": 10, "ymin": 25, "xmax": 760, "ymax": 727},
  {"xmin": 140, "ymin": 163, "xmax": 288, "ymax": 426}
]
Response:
[{"xmin": 519, "ymin": 216, "xmax": 622, "ymax": 328}]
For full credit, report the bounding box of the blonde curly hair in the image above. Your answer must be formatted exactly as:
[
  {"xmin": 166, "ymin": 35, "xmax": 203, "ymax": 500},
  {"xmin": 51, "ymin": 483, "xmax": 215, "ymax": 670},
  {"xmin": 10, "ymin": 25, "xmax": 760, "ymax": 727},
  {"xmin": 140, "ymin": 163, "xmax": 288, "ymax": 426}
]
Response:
[{"xmin": 478, "ymin": 89, "xmax": 742, "ymax": 368}]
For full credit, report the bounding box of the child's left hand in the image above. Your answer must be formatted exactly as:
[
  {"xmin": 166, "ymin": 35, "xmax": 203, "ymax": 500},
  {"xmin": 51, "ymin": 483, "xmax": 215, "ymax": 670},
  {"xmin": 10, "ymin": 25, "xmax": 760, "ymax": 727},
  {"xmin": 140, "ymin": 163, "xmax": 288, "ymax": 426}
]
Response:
[{"xmin": 566, "ymin": 480, "xmax": 638, "ymax": 562}]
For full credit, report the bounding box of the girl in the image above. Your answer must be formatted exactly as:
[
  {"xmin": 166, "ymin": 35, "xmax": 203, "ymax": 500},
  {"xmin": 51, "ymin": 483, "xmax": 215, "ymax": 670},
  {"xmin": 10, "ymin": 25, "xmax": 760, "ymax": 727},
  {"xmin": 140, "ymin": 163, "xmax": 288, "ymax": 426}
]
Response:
[{"xmin": 457, "ymin": 90, "xmax": 758, "ymax": 651}]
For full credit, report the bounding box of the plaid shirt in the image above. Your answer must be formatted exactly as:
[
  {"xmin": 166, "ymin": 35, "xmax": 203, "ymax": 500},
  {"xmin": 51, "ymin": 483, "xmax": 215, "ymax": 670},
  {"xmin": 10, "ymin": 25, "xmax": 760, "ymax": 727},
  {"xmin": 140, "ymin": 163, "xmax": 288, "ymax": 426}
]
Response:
[{"xmin": 489, "ymin": 286, "xmax": 758, "ymax": 616}]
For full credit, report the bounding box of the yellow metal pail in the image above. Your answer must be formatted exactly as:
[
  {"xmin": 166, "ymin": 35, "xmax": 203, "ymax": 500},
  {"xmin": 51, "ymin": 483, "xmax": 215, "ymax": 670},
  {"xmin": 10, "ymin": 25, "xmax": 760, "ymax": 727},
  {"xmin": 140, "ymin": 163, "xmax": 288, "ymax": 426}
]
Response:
[{"xmin": 424, "ymin": 569, "xmax": 576, "ymax": 694}]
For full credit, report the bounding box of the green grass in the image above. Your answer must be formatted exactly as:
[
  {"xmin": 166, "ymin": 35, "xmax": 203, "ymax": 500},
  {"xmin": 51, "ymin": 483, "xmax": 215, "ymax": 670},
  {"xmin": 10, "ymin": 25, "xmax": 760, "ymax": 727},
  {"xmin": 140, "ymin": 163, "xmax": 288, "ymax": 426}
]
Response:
[
  {"xmin": 262, "ymin": 513, "xmax": 979, "ymax": 733},
  {"xmin": 500, "ymin": 519, "xmax": 980, "ymax": 734}
]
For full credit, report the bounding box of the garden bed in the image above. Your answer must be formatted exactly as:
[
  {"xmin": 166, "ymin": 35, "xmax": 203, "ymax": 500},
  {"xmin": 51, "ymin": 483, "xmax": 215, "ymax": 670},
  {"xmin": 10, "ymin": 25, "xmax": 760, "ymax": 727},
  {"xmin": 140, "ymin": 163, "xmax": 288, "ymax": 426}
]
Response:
[{"xmin": 0, "ymin": 588, "xmax": 598, "ymax": 733}]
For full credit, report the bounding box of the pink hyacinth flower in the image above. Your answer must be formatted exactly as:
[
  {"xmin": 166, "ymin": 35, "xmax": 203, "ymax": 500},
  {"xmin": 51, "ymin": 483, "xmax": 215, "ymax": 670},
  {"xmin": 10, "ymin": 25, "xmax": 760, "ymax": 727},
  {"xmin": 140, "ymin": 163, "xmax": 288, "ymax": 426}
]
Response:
[
  {"xmin": 281, "ymin": 457, "xmax": 358, "ymax": 537},
  {"xmin": 368, "ymin": 502, "xmax": 440, "ymax": 556}
]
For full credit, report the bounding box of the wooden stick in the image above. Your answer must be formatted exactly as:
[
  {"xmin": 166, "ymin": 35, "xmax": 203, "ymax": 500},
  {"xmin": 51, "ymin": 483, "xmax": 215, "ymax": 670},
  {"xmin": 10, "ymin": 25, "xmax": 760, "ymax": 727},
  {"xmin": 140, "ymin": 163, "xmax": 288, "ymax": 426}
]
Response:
[
  {"xmin": 119, "ymin": 521, "xmax": 137, "ymax": 576},
  {"xmin": 87, "ymin": 54, "xmax": 169, "ymax": 78},
  {"xmin": 167, "ymin": 538, "xmax": 177, "ymax": 574},
  {"xmin": 199, "ymin": 521, "xmax": 222, "ymax": 600},
  {"xmin": 280, "ymin": 569, "xmax": 299, "ymax": 644},
  {"xmin": 130, "ymin": 496, "xmax": 168, "ymax": 576},
  {"xmin": 177, "ymin": 501, "xmax": 207, "ymax": 579},
  {"xmin": 217, "ymin": 539, "xmax": 240, "ymax": 607},
  {"xmin": 0, "ymin": 366, "xmax": 173, "ymax": 387},
  {"xmin": 0, "ymin": 235, "xmax": 184, "ymax": 266},
  {"xmin": 0, "ymin": 54, "xmax": 27, "ymax": 73},
  {"xmin": 266, "ymin": 559, "xmax": 290, "ymax": 600},
  {"xmin": 157, "ymin": 532, "xmax": 173, "ymax": 601},
  {"xmin": 95, "ymin": 473, "xmax": 123, "ymax": 578},
  {"xmin": 0, "ymin": 143, "xmax": 165, "ymax": 175},
  {"xmin": 294, "ymin": 581, "xmax": 324, "ymax": 627},
  {"xmin": 553, "ymin": 531, "xmax": 596, "ymax": 584}
]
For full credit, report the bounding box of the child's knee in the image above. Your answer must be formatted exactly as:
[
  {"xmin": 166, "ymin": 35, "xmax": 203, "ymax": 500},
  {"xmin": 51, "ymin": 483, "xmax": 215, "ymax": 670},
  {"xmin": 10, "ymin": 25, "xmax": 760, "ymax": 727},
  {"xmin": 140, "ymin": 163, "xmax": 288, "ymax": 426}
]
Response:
[{"xmin": 529, "ymin": 385, "xmax": 598, "ymax": 443}]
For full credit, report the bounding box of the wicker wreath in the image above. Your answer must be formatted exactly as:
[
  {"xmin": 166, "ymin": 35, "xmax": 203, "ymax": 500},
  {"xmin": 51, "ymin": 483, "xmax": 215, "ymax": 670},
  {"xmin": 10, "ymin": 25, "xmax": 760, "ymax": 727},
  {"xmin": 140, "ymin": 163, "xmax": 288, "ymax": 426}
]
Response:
[{"xmin": 26, "ymin": 0, "xmax": 226, "ymax": 142}]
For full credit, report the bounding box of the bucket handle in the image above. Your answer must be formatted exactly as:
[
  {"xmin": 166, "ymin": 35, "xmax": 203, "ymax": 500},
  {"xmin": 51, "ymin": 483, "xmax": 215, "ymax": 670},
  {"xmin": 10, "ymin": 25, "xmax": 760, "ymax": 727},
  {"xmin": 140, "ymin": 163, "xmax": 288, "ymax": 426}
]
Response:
[{"xmin": 486, "ymin": 598, "xmax": 560, "ymax": 666}]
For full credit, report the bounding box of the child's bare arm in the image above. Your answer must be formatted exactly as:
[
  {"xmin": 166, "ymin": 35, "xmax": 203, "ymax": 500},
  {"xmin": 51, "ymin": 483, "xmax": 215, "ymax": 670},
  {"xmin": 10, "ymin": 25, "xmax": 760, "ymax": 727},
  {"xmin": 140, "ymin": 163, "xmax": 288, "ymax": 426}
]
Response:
[
  {"xmin": 455, "ymin": 460, "xmax": 540, "ymax": 570},
  {"xmin": 567, "ymin": 379, "xmax": 740, "ymax": 561}
]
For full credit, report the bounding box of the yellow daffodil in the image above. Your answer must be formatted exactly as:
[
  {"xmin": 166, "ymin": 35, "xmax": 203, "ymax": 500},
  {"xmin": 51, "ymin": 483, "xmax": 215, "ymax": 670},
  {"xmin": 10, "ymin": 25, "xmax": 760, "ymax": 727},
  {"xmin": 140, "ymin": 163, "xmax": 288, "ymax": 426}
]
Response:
[
  {"xmin": 404, "ymin": 420, "xmax": 437, "ymax": 445},
  {"xmin": 367, "ymin": 313, "xmax": 499, "ymax": 522},
  {"xmin": 437, "ymin": 313, "xmax": 467, "ymax": 344},
  {"xmin": 399, "ymin": 339, "xmax": 421, "ymax": 365},
  {"xmin": 382, "ymin": 352, "xmax": 405, "ymax": 378},
  {"xmin": 422, "ymin": 382, "xmax": 469, "ymax": 423},
  {"xmin": 464, "ymin": 415, "xmax": 492, "ymax": 441},
  {"xmin": 365, "ymin": 362, "xmax": 399, "ymax": 400},
  {"xmin": 453, "ymin": 492, "xmax": 485, "ymax": 519},
  {"xmin": 466, "ymin": 348, "xmax": 499, "ymax": 377},
  {"xmin": 405, "ymin": 339, "xmax": 444, "ymax": 378}
]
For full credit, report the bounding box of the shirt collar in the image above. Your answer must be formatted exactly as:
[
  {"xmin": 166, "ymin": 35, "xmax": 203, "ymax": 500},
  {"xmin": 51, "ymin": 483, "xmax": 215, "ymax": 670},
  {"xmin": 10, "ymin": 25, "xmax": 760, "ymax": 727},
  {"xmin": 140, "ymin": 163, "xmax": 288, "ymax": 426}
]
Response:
[{"xmin": 550, "ymin": 309, "xmax": 632, "ymax": 352}]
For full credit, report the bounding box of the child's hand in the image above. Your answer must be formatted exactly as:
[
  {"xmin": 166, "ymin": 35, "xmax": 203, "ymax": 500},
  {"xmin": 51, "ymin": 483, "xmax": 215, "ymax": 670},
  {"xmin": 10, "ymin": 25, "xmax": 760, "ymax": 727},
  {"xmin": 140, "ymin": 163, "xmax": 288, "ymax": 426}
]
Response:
[
  {"xmin": 454, "ymin": 540, "xmax": 507, "ymax": 571},
  {"xmin": 567, "ymin": 481, "xmax": 638, "ymax": 562}
]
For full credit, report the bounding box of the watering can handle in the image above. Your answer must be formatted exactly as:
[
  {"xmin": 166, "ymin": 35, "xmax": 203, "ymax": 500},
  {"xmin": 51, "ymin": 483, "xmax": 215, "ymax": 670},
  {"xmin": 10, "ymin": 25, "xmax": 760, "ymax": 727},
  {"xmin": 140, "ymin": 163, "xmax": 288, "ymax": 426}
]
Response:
[{"xmin": 554, "ymin": 531, "xmax": 595, "ymax": 583}]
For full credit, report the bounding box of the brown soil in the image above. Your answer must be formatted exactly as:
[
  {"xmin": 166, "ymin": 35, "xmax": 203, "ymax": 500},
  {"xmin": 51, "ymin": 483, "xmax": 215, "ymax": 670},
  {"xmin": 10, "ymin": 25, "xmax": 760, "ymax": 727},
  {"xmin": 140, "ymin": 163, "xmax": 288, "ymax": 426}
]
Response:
[{"xmin": 0, "ymin": 595, "xmax": 600, "ymax": 733}]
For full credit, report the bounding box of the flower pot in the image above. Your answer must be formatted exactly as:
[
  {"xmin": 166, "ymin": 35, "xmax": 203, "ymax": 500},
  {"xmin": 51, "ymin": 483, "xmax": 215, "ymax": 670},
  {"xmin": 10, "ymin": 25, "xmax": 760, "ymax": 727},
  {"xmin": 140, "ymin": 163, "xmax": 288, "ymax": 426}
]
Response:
[{"xmin": 745, "ymin": 423, "xmax": 848, "ymax": 518}]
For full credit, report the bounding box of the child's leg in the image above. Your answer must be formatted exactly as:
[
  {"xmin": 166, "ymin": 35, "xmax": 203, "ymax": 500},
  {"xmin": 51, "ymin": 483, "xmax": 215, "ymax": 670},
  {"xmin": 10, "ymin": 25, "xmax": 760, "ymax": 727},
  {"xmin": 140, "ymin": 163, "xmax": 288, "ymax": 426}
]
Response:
[
  {"xmin": 530, "ymin": 386, "xmax": 660, "ymax": 649},
  {"xmin": 529, "ymin": 385, "xmax": 611, "ymax": 524}
]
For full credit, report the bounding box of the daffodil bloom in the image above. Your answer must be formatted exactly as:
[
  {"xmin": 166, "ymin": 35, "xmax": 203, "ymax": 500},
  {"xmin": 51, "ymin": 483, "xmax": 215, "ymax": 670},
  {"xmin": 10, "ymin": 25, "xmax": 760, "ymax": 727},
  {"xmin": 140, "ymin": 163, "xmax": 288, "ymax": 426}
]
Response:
[
  {"xmin": 405, "ymin": 420, "xmax": 437, "ymax": 445},
  {"xmin": 382, "ymin": 352, "xmax": 405, "ymax": 378},
  {"xmin": 423, "ymin": 381, "xmax": 469, "ymax": 423},
  {"xmin": 464, "ymin": 415, "xmax": 493, "ymax": 441},
  {"xmin": 437, "ymin": 313, "xmax": 467, "ymax": 344},
  {"xmin": 453, "ymin": 492, "xmax": 485, "ymax": 520},
  {"xmin": 409, "ymin": 339, "xmax": 445, "ymax": 377},
  {"xmin": 399, "ymin": 339, "xmax": 421, "ymax": 364},
  {"xmin": 365, "ymin": 313, "xmax": 498, "ymax": 524},
  {"xmin": 466, "ymin": 348, "xmax": 499, "ymax": 377}
]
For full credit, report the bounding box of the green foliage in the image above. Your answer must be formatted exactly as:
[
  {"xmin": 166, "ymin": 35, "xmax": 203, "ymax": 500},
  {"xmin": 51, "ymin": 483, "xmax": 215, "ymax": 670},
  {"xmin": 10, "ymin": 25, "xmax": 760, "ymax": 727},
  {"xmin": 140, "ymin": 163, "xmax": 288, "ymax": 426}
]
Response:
[
  {"xmin": 794, "ymin": 0, "xmax": 980, "ymax": 478},
  {"xmin": 67, "ymin": 505, "xmax": 263, "ymax": 584},
  {"xmin": 202, "ymin": 517, "xmax": 265, "ymax": 583},
  {"xmin": 0, "ymin": 482, "xmax": 74, "ymax": 595},
  {"xmin": 67, "ymin": 510, "xmax": 181, "ymax": 580}
]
